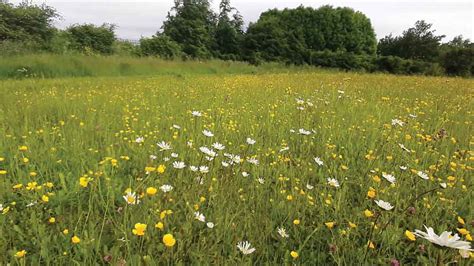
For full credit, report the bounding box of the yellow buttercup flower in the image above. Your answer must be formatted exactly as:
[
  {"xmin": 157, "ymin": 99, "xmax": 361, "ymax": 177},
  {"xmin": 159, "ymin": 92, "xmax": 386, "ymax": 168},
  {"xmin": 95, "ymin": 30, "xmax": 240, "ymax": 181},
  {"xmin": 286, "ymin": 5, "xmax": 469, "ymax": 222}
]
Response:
[
  {"xmin": 457, "ymin": 228, "xmax": 469, "ymax": 236},
  {"xmin": 364, "ymin": 209, "xmax": 374, "ymax": 218},
  {"xmin": 132, "ymin": 223, "xmax": 147, "ymax": 236},
  {"xmin": 41, "ymin": 195, "xmax": 49, "ymax": 203},
  {"xmin": 290, "ymin": 250, "xmax": 299, "ymax": 259},
  {"xmin": 79, "ymin": 177, "xmax": 91, "ymax": 188},
  {"xmin": 405, "ymin": 230, "xmax": 416, "ymax": 241},
  {"xmin": 155, "ymin": 222, "xmax": 164, "ymax": 230},
  {"xmin": 146, "ymin": 187, "xmax": 157, "ymax": 196},
  {"xmin": 157, "ymin": 165, "xmax": 166, "ymax": 174},
  {"xmin": 163, "ymin": 233, "xmax": 176, "ymax": 247},
  {"xmin": 71, "ymin": 235, "xmax": 81, "ymax": 244},
  {"xmin": 14, "ymin": 250, "xmax": 26, "ymax": 258},
  {"xmin": 293, "ymin": 219, "xmax": 300, "ymax": 225},
  {"xmin": 325, "ymin": 222, "xmax": 335, "ymax": 229},
  {"xmin": 367, "ymin": 187, "xmax": 376, "ymax": 199}
]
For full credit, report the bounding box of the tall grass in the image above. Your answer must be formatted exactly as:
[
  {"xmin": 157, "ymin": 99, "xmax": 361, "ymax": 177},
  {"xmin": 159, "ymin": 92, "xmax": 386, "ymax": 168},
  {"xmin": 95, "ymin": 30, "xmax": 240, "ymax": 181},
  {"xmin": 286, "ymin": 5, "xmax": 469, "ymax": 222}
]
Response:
[{"xmin": 0, "ymin": 54, "xmax": 316, "ymax": 79}]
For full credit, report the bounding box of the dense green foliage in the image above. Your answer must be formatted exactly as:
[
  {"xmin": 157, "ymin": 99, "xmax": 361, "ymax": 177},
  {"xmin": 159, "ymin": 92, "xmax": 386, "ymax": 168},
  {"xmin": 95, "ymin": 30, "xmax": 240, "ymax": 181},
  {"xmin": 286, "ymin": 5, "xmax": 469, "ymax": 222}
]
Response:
[
  {"xmin": 378, "ymin": 21, "xmax": 444, "ymax": 62},
  {"xmin": 0, "ymin": 1, "xmax": 57, "ymax": 44},
  {"xmin": 243, "ymin": 6, "xmax": 377, "ymax": 64},
  {"xmin": 213, "ymin": 0, "xmax": 244, "ymax": 60},
  {"xmin": 162, "ymin": 0, "xmax": 216, "ymax": 59},
  {"xmin": 66, "ymin": 24, "xmax": 116, "ymax": 54},
  {"xmin": 139, "ymin": 35, "xmax": 182, "ymax": 59},
  {"xmin": 0, "ymin": 0, "xmax": 472, "ymax": 77}
]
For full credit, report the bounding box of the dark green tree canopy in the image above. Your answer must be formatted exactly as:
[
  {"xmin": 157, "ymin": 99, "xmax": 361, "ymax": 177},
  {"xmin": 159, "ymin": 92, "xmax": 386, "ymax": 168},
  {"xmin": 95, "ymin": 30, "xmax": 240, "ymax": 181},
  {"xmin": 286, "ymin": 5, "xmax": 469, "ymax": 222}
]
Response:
[
  {"xmin": 243, "ymin": 5, "xmax": 377, "ymax": 64},
  {"xmin": 213, "ymin": 0, "xmax": 244, "ymax": 59},
  {"xmin": 162, "ymin": 0, "xmax": 216, "ymax": 58},
  {"xmin": 378, "ymin": 20, "xmax": 445, "ymax": 61}
]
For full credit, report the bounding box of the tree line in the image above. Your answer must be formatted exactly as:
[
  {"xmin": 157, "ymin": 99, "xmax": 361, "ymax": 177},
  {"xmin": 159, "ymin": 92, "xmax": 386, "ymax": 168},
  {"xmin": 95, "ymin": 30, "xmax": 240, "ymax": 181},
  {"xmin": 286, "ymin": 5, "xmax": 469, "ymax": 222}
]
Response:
[{"xmin": 1, "ymin": 0, "xmax": 472, "ymax": 76}]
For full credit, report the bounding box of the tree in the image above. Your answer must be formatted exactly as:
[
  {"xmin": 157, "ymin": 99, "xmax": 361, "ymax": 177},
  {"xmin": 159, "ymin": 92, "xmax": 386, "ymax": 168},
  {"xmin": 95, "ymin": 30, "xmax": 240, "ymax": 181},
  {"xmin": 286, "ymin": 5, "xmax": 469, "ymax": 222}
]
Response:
[
  {"xmin": 0, "ymin": 1, "xmax": 58, "ymax": 45},
  {"xmin": 440, "ymin": 36, "xmax": 473, "ymax": 76},
  {"xmin": 162, "ymin": 0, "xmax": 216, "ymax": 58},
  {"xmin": 139, "ymin": 34, "xmax": 182, "ymax": 59},
  {"xmin": 378, "ymin": 20, "xmax": 445, "ymax": 61},
  {"xmin": 242, "ymin": 6, "xmax": 377, "ymax": 64},
  {"xmin": 213, "ymin": 0, "xmax": 244, "ymax": 59},
  {"xmin": 66, "ymin": 24, "xmax": 116, "ymax": 54}
]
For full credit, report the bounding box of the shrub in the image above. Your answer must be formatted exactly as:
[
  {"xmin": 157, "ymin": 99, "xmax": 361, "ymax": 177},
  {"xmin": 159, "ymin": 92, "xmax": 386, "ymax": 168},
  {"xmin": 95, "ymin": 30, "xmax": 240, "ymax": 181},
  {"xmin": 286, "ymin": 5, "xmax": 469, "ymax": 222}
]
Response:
[
  {"xmin": 66, "ymin": 24, "xmax": 116, "ymax": 54},
  {"xmin": 442, "ymin": 48, "xmax": 474, "ymax": 77},
  {"xmin": 139, "ymin": 35, "xmax": 182, "ymax": 59}
]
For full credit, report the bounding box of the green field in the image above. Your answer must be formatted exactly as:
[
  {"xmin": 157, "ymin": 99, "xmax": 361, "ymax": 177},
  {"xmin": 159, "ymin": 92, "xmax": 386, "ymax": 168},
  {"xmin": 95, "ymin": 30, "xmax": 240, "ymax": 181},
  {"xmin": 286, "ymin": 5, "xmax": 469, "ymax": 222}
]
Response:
[{"xmin": 0, "ymin": 67, "xmax": 473, "ymax": 264}]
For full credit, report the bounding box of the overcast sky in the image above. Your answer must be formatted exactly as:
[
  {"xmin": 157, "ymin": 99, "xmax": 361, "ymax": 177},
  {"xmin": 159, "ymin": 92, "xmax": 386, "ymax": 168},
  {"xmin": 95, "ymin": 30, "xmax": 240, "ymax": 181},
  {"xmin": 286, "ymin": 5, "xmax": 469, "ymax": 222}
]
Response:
[{"xmin": 10, "ymin": 0, "xmax": 473, "ymax": 41}]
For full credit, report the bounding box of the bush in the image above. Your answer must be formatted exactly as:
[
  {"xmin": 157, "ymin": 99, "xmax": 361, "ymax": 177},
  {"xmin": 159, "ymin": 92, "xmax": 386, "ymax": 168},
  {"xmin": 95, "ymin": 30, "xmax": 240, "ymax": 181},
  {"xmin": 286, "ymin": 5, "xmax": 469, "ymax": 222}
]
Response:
[
  {"xmin": 66, "ymin": 24, "xmax": 116, "ymax": 54},
  {"xmin": 442, "ymin": 48, "xmax": 474, "ymax": 77},
  {"xmin": 306, "ymin": 51, "xmax": 441, "ymax": 75},
  {"xmin": 139, "ymin": 35, "xmax": 182, "ymax": 59}
]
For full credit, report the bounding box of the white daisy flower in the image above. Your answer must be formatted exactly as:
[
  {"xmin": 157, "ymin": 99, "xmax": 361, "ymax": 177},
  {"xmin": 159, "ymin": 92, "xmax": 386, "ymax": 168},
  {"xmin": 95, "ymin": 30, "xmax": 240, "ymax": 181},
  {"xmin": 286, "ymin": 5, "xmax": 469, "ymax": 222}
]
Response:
[
  {"xmin": 173, "ymin": 161, "xmax": 186, "ymax": 169},
  {"xmin": 135, "ymin": 137, "xmax": 144, "ymax": 143},
  {"xmin": 199, "ymin": 166, "xmax": 209, "ymax": 174},
  {"xmin": 306, "ymin": 183, "xmax": 314, "ymax": 190},
  {"xmin": 247, "ymin": 157, "xmax": 259, "ymax": 165},
  {"xmin": 123, "ymin": 192, "xmax": 140, "ymax": 205},
  {"xmin": 391, "ymin": 119, "xmax": 405, "ymax": 127},
  {"xmin": 417, "ymin": 171, "xmax": 429, "ymax": 180},
  {"xmin": 242, "ymin": 171, "xmax": 249, "ymax": 177},
  {"xmin": 246, "ymin": 138, "xmax": 256, "ymax": 145},
  {"xmin": 160, "ymin": 184, "xmax": 173, "ymax": 193},
  {"xmin": 327, "ymin": 178, "xmax": 340, "ymax": 188},
  {"xmin": 375, "ymin": 199, "xmax": 394, "ymax": 211},
  {"xmin": 277, "ymin": 227, "xmax": 289, "ymax": 238},
  {"xmin": 237, "ymin": 241, "xmax": 256, "ymax": 255},
  {"xmin": 257, "ymin": 177, "xmax": 265, "ymax": 184},
  {"xmin": 194, "ymin": 211, "xmax": 206, "ymax": 222},
  {"xmin": 314, "ymin": 157, "xmax": 324, "ymax": 166},
  {"xmin": 298, "ymin": 128, "xmax": 311, "ymax": 135},
  {"xmin": 212, "ymin": 142, "xmax": 225, "ymax": 150},
  {"xmin": 414, "ymin": 225, "xmax": 473, "ymax": 251},
  {"xmin": 157, "ymin": 141, "xmax": 172, "ymax": 151},
  {"xmin": 189, "ymin": 165, "xmax": 198, "ymax": 172},
  {"xmin": 199, "ymin": 146, "xmax": 216, "ymax": 157},
  {"xmin": 202, "ymin": 129, "xmax": 214, "ymax": 137},
  {"xmin": 191, "ymin": 111, "xmax": 202, "ymax": 117},
  {"xmin": 382, "ymin": 173, "xmax": 396, "ymax": 184},
  {"xmin": 206, "ymin": 222, "xmax": 215, "ymax": 229}
]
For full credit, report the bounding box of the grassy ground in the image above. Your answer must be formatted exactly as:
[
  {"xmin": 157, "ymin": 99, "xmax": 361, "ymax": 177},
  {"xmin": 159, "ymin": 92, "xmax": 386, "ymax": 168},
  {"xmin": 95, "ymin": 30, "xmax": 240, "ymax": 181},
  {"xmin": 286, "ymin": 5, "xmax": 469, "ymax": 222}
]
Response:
[{"xmin": 0, "ymin": 68, "xmax": 473, "ymax": 264}]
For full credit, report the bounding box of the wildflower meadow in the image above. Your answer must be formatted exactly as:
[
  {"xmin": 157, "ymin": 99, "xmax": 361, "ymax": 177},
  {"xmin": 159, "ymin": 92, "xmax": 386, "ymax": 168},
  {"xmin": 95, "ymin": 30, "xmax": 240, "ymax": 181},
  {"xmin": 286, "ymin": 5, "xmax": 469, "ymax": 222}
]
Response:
[{"xmin": 0, "ymin": 70, "xmax": 473, "ymax": 264}]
